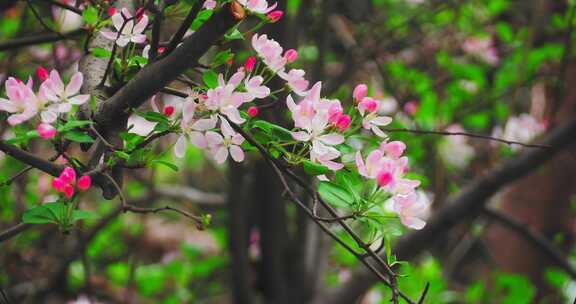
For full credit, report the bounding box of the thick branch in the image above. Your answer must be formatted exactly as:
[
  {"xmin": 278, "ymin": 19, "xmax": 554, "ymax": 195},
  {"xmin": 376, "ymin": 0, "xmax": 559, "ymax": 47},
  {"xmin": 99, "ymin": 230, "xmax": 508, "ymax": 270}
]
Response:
[
  {"xmin": 0, "ymin": 141, "xmax": 63, "ymax": 176},
  {"xmin": 320, "ymin": 118, "xmax": 576, "ymax": 304},
  {"xmin": 93, "ymin": 5, "xmax": 236, "ymax": 130}
]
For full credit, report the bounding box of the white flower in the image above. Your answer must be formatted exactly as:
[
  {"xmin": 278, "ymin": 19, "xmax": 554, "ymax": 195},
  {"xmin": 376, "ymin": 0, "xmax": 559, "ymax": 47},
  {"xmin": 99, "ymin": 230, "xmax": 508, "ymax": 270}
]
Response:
[{"xmin": 100, "ymin": 8, "xmax": 148, "ymax": 47}]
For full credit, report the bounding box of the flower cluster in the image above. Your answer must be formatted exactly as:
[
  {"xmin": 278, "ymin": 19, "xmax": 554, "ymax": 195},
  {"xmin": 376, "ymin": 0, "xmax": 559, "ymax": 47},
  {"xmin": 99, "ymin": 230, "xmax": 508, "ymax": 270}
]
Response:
[
  {"xmin": 0, "ymin": 69, "xmax": 90, "ymax": 138},
  {"xmin": 356, "ymin": 141, "xmax": 428, "ymax": 229},
  {"xmin": 492, "ymin": 114, "xmax": 545, "ymax": 150},
  {"xmin": 52, "ymin": 167, "xmax": 92, "ymax": 198}
]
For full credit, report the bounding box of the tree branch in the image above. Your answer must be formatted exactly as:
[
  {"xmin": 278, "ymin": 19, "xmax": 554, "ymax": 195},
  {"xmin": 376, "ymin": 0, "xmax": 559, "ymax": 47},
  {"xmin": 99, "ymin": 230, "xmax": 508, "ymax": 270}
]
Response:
[
  {"xmin": 320, "ymin": 118, "xmax": 576, "ymax": 304},
  {"xmin": 482, "ymin": 208, "xmax": 576, "ymax": 279},
  {"xmin": 0, "ymin": 223, "xmax": 31, "ymax": 243},
  {"xmin": 0, "ymin": 141, "xmax": 63, "ymax": 176},
  {"xmin": 0, "ymin": 29, "xmax": 85, "ymax": 51}
]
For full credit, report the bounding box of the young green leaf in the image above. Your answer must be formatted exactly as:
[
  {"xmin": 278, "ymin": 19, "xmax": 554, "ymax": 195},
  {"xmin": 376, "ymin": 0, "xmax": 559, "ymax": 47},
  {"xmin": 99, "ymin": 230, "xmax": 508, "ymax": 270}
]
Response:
[{"xmin": 203, "ymin": 70, "xmax": 219, "ymax": 89}]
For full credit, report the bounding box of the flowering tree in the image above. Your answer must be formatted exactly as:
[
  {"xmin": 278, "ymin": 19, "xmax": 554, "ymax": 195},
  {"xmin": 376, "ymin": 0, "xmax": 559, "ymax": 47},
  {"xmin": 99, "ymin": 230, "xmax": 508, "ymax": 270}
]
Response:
[{"xmin": 1, "ymin": 0, "xmax": 575, "ymax": 303}]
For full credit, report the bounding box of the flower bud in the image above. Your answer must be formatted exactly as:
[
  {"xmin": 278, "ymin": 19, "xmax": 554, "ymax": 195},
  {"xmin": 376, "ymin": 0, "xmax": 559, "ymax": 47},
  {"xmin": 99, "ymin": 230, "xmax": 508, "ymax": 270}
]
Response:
[
  {"xmin": 37, "ymin": 123, "xmax": 56, "ymax": 139},
  {"xmin": 77, "ymin": 175, "xmax": 92, "ymax": 191},
  {"xmin": 267, "ymin": 10, "xmax": 283, "ymax": 23},
  {"xmin": 231, "ymin": 1, "xmax": 246, "ymax": 20},
  {"xmin": 247, "ymin": 106, "xmax": 258, "ymax": 117},
  {"xmin": 336, "ymin": 114, "xmax": 351, "ymax": 132},
  {"xmin": 376, "ymin": 171, "xmax": 393, "ymax": 187},
  {"xmin": 244, "ymin": 56, "xmax": 257, "ymax": 72},
  {"xmin": 353, "ymin": 84, "xmax": 368, "ymax": 102},
  {"xmin": 404, "ymin": 101, "xmax": 418, "ymax": 116},
  {"xmin": 163, "ymin": 105, "xmax": 175, "ymax": 117},
  {"xmin": 284, "ymin": 49, "xmax": 298, "ymax": 63},
  {"xmin": 107, "ymin": 7, "xmax": 117, "ymax": 16},
  {"xmin": 36, "ymin": 66, "xmax": 49, "ymax": 82}
]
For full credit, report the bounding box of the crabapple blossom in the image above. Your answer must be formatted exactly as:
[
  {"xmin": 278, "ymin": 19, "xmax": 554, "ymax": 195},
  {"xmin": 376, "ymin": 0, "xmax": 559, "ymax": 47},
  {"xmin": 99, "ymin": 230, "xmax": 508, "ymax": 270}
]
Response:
[
  {"xmin": 284, "ymin": 49, "xmax": 298, "ymax": 63},
  {"xmin": 237, "ymin": 0, "xmax": 277, "ymax": 14},
  {"xmin": 0, "ymin": 77, "xmax": 39, "ymax": 125},
  {"xmin": 36, "ymin": 67, "xmax": 49, "ymax": 81},
  {"xmin": 492, "ymin": 114, "xmax": 545, "ymax": 151},
  {"xmin": 77, "ymin": 175, "xmax": 92, "ymax": 191},
  {"xmin": 244, "ymin": 75, "xmax": 271, "ymax": 101},
  {"xmin": 100, "ymin": 8, "xmax": 149, "ymax": 47},
  {"xmin": 206, "ymin": 118, "xmax": 245, "ymax": 164},
  {"xmin": 174, "ymin": 99, "xmax": 218, "ymax": 158},
  {"xmin": 462, "ymin": 36, "xmax": 499, "ymax": 65},
  {"xmin": 357, "ymin": 97, "xmax": 392, "ymax": 137},
  {"xmin": 438, "ymin": 124, "xmax": 475, "ymax": 168},
  {"xmin": 251, "ymin": 34, "xmax": 287, "ymax": 72},
  {"xmin": 52, "ymin": 0, "xmax": 83, "ymax": 33},
  {"xmin": 39, "ymin": 70, "xmax": 90, "ymax": 122},
  {"xmin": 391, "ymin": 191, "xmax": 430, "ymax": 230},
  {"xmin": 205, "ymin": 70, "xmax": 248, "ymax": 124},
  {"xmin": 37, "ymin": 123, "xmax": 57, "ymax": 139},
  {"xmin": 279, "ymin": 69, "xmax": 309, "ymax": 96}
]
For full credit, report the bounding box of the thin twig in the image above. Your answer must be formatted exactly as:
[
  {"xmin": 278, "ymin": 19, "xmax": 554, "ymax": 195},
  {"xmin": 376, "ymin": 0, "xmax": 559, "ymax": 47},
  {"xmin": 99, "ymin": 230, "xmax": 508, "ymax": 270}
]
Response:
[
  {"xmin": 163, "ymin": 0, "xmax": 203, "ymax": 56},
  {"xmin": 0, "ymin": 29, "xmax": 85, "ymax": 51},
  {"xmin": 0, "ymin": 223, "xmax": 32, "ymax": 243},
  {"xmin": 383, "ymin": 128, "xmax": 551, "ymax": 149},
  {"xmin": 417, "ymin": 282, "xmax": 430, "ymax": 304},
  {"xmin": 26, "ymin": 0, "xmax": 64, "ymax": 37},
  {"xmin": 37, "ymin": 0, "xmax": 82, "ymax": 15}
]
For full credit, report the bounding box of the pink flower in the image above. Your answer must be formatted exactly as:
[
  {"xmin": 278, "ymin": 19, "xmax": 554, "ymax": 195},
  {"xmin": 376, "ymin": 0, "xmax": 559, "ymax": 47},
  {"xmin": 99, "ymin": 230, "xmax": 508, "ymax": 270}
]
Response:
[
  {"xmin": 251, "ymin": 34, "xmax": 286, "ymax": 72},
  {"xmin": 244, "ymin": 56, "xmax": 257, "ymax": 72},
  {"xmin": 267, "ymin": 10, "xmax": 283, "ymax": 23},
  {"xmin": 77, "ymin": 175, "xmax": 92, "ymax": 191},
  {"xmin": 163, "ymin": 105, "xmax": 175, "ymax": 117},
  {"xmin": 36, "ymin": 67, "xmax": 49, "ymax": 81},
  {"xmin": 205, "ymin": 70, "xmax": 248, "ymax": 124},
  {"xmin": 52, "ymin": 0, "xmax": 83, "ymax": 33},
  {"xmin": 174, "ymin": 101, "xmax": 218, "ymax": 158},
  {"xmin": 37, "ymin": 123, "xmax": 57, "ymax": 139},
  {"xmin": 100, "ymin": 8, "xmax": 148, "ymax": 47},
  {"xmin": 203, "ymin": 0, "xmax": 217, "ymax": 10},
  {"xmin": 279, "ymin": 69, "xmax": 309, "ymax": 96},
  {"xmin": 376, "ymin": 171, "xmax": 393, "ymax": 187},
  {"xmin": 353, "ymin": 84, "xmax": 368, "ymax": 102},
  {"xmin": 462, "ymin": 36, "xmax": 499, "ymax": 66},
  {"xmin": 108, "ymin": 7, "xmax": 117, "ymax": 16},
  {"xmin": 206, "ymin": 118, "xmax": 245, "ymax": 164},
  {"xmin": 357, "ymin": 97, "xmax": 392, "ymax": 137},
  {"xmin": 247, "ymin": 106, "xmax": 258, "ymax": 117},
  {"xmin": 39, "ymin": 70, "xmax": 90, "ymax": 123},
  {"xmin": 392, "ymin": 191, "xmax": 430, "ymax": 230},
  {"xmin": 355, "ymin": 150, "xmax": 384, "ymax": 179},
  {"xmin": 404, "ymin": 100, "xmax": 418, "ymax": 115},
  {"xmin": 380, "ymin": 141, "xmax": 406, "ymax": 159},
  {"xmin": 284, "ymin": 49, "xmax": 298, "ymax": 63},
  {"xmin": 244, "ymin": 75, "xmax": 271, "ymax": 101},
  {"xmin": 238, "ymin": 0, "xmax": 277, "ymax": 14},
  {"xmin": 0, "ymin": 77, "xmax": 39, "ymax": 125}
]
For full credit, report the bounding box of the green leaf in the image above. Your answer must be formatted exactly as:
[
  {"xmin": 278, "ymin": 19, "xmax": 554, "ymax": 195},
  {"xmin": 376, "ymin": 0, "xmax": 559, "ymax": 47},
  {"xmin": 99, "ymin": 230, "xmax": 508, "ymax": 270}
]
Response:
[
  {"xmin": 72, "ymin": 210, "xmax": 97, "ymax": 222},
  {"xmin": 252, "ymin": 120, "xmax": 293, "ymax": 141},
  {"xmin": 135, "ymin": 110, "xmax": 170, "ymax": 124},
  {"xmin": 114, "ymin": 150, "xmax": 131, "ymax": 160},
  {"xmin": 191, "ymin": 10, "xmax": 213, "ymax": 30},
  {"xmin": 303, "ymin": 160, "xmax": 330, "ymax": 176},
  {"xmin": 64, "ymin": 131, "xmax": 95, "ymax": 143},
  {"xmin": 318, "ymin": 181, "xmax": 353, "ymax": 208},
  {"xmin": 82, "ymin": 6, "xmax": 99, "ymax": 25},
  {"xmin": 202, "ymin": 70, "xmax": 219, "ymax": 89},
  {"xmin": 59, "ymin": 120, "xmax": 92, "ymax": 132},
  {"xmin": 212, "ymin": 49, "xmax": 233, "ymax": 67},
  {"xmin": 91, "ymin": 47, "xmax": 112, "ymax": 58},
  {"xmin": 151, "ymin": 159, "xmax": 179, "ymax": 172},
  {"xmin": 224, "ymin": 29, "xmax": 244, "ymax": 41},
  {"xmin": 22, "ymin": 202, "xmax": 66, "ymax": 225}
]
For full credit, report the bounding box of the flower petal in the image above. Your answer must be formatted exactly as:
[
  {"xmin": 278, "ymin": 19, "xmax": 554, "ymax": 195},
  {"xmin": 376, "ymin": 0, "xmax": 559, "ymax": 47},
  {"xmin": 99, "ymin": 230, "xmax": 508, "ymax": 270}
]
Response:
[
  {"xmin": 65, "ymin": 72, "xmax": 83, "ymax": 96},
  {"xmin": 174, "ymin": 135, "xmax": 187, "ymax": 158},
  {"xmin": 229, "ymin": 145, "xmax": 245, "ymax": 162}
]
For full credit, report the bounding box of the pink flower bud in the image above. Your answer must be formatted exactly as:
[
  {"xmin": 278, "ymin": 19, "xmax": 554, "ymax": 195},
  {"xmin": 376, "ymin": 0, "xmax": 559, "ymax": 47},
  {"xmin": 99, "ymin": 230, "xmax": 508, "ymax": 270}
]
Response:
[
  {"xmin": 358, "ymin": 97, "xmax": 378, "ymax": 114},
  {"xmin": 37, "ymin": 123, "xmax": 56, "ymax": 139},
  {"xmin": 158, "ymin": 47, "xmax": 166, "ymax": 54},
  {"xmin": 376, "ymin": 171, "xmax": 393, "ymax": 187},
  {"xmin": 404, "ymin": 101, "xmax": 418, "ymax": 116},
  {"xmin": 135, "ymin": 8, "xmax": 145, "ymax": 21},
  {"xmin": 52, "ymin": 178, "xmax": 66, "ymax": 192},
  {"xmin": 381, "ymin": 141, "xmax": 406, "ymax": 159},
  {"xmin": 284, "ymin": 49, "xmax": 298, "ymax": 63},
  {"xmin": 247, "ymin": 106, "xmax": 259, "ymax": 117},
  {"xmin": 163, "ymin": 105, "xmax": 175, "ymax": 117},
  {"xmin": 336, "ymin": 114, "xmax": 351, "ymax": 132},
  {"xmin": 63, "ymin": 184, "xmax": 75, "ymax": 198},
  {"xmin": 267, "ymin": 10, "xmax": 283, "ymax": 23},
  {"xmin": 226, "ymin": 56, "xmax": 234, "ymax": 66},
  {"xmin": 60, "ymin": 167, "xmax": 76, "ymax": 184},
  {"xmin": 36, "ymin": 67, "xmax": 49, "ymax": 81},
  {"xmin": 77, "ymin": 175, "xmax": 92, "ymax": 191},
  {"xmin": 353, "ymin": 84, "xmax": 368, "ymax": 102},
  {"xmin": 244, "ymin": 56, "xmax": 257, "ymax": 72},
  {"xmin": 108, "ymin": 7, "xmax": 117, "ymax": 16}
]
